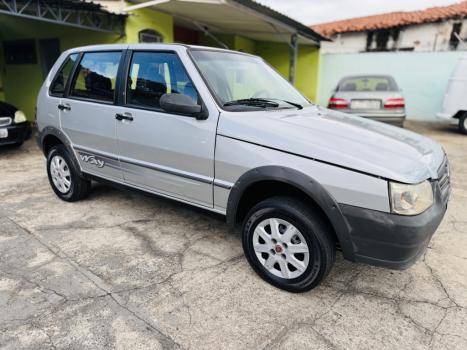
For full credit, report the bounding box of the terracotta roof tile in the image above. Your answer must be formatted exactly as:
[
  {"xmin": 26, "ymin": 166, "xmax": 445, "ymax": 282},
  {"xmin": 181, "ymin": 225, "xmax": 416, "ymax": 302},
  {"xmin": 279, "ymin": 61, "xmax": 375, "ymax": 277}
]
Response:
[{"xmin": 311, "ymin": 1, "xmax": 467, "ymax": 36}]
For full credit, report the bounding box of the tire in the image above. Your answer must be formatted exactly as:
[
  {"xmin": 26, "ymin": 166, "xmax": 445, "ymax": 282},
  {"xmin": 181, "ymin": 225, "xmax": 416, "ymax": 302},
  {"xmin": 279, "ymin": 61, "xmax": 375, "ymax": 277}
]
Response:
[
  {"xmin": 46, "ymin": 145, "xmax": 90, "ymax": 202},
  {"xmin": 459, "ymin": 113, "xmax": 467, "ymax": 135},
  {"xmin": 242, "ymin": 196, "xmax": 336, "ymax": 293}
]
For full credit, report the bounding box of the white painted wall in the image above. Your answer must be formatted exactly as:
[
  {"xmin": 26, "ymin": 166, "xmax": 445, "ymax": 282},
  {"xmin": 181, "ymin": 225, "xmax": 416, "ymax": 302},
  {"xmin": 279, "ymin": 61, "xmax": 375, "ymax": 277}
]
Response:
[
  {"xmin": 318, "ymin": 51, "xmax": 465, "ymax": 121},
  {"xmin": 320, "ymin": 19, "xmax": 467, "ymax": 54}
]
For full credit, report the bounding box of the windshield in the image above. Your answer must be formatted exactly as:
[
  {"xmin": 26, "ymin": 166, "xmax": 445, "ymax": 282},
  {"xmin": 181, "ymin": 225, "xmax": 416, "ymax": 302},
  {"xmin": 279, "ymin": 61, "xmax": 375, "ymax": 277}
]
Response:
[
  {"xmin": 190, "ymin": 50, "xmax": 310, "ymax": 110},
  {"xmin": 337, "ymin": 76, "xmax": 399, "ymax": 92}
]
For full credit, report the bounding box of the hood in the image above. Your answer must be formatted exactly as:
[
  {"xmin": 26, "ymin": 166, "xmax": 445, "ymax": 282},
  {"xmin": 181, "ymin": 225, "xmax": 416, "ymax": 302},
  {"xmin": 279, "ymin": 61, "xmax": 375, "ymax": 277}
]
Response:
[
  {"xmin": 217, "ymin": 105, "xmax": 445, "ymax": 183},
  {"xmin": 0, "ymin": 101, "xmax": 18, "ymax": 117}
]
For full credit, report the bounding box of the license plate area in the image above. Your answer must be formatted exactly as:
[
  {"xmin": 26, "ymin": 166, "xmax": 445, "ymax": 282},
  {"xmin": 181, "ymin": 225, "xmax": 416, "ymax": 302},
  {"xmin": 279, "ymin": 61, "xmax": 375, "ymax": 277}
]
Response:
[
  {"xmin": 350, "ymin": 100, "xmax": 381, "ymax": 110},
  {"xmin": 0, "ymin": 128, "xmax": 8, "ymax": 139}
]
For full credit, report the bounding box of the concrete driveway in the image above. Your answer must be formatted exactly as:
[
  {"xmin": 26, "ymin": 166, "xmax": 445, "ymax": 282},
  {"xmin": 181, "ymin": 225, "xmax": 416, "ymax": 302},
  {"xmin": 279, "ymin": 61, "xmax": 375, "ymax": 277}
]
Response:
[{"xmin": 0, "ymin": 122, "xmax": 466, "ymax": 350}]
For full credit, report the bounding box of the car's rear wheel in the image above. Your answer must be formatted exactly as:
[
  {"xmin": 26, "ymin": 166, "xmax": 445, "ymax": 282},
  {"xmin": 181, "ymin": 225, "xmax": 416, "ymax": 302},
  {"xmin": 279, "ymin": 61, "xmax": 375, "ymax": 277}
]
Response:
[
  {"xmin": 47, "ymin": 145, "xmax": 90, "ymax": 202},
  {"xmin": 242, "ymin": 196, "xmax": 335, "ymax": 293},
  {"xmin": 459, "ymin": 113, "xmax": 467, "ymax": 135}
]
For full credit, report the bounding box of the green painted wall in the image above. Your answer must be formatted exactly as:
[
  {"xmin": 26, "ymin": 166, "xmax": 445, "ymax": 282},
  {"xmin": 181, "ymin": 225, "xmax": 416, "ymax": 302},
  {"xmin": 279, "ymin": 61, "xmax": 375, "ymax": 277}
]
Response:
[
  {"xmin": 199, "ymin": 33, "xmax": 235, "ymax": 50},
  {"xmin": 255, "ymin": 41, "xmax": 290, "ymax": 78},
  {"xmin": 296, "ymin": 46, "xmax": 320, "ymax": 102},
  {"xmin": 234, "ymin": 36, "xmax": 256, "ymax": 54},
  {"xmin": 124, "ymin": 6, "xmax": 173, "ymax": 43},
  {"xmin": 255, "ymin": 41, "xmax": 319, "ymax": 101}
]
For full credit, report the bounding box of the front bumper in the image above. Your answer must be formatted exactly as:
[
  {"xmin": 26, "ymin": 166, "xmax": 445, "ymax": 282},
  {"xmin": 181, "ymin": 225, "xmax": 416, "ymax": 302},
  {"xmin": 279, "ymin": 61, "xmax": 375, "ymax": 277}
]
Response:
[
  {"xmin": 0, "ymin": 122, "xmax": 32, "ymax": 146},
  {"xmin": 340, "ymin": 182, "xmax": 449, "ymax": 270},
  {"xmin": 436, "ymin": 112, "xmax": 458, "ymax": 125}
]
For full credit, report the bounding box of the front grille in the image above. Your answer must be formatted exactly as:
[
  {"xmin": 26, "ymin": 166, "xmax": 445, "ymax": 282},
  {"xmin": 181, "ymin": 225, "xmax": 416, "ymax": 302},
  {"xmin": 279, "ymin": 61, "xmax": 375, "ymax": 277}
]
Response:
[
  {"xmin": 437, "ymin": 156, "xmax": 451, "ymax": 203},
  {"xmin": 0, "ymin": 117, "xmax": 12, "ymax": 127}
]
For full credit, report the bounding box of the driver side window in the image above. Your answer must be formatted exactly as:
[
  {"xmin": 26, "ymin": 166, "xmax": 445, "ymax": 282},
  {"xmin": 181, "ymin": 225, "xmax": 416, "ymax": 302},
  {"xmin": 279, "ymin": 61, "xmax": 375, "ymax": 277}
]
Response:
[{"xmin": 126, "ymin": 51, "xmax": 198, "ymax": 109}]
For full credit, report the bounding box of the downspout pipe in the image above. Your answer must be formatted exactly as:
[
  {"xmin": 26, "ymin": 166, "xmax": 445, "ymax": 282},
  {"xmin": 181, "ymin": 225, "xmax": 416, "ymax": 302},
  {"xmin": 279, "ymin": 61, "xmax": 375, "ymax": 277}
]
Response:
[{"xmin": 289, "ymin": 33, "xmax": 298, "ymax": 85}]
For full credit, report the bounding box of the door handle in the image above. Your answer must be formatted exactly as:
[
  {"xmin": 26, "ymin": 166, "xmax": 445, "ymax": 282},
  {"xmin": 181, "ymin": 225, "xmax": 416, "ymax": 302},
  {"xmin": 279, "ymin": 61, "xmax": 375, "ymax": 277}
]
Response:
[
  {"xmin": 58, "ymin": 104, "xmax": 71, "ymax": 111},
  {"xmin": 115, "ymin": 113, "xmax": 134, "ymax": 122}
]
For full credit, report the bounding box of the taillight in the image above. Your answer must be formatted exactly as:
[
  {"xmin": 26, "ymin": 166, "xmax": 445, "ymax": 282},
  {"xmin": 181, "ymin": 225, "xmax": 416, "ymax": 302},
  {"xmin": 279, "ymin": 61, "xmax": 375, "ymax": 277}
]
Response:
[
  {"xmin": 328, "ymin": 97, "xmax": 348, "ymax": 109},
  {"xmin": 384, "ymin": 98, "xmax": 405, "ymax": 109}
]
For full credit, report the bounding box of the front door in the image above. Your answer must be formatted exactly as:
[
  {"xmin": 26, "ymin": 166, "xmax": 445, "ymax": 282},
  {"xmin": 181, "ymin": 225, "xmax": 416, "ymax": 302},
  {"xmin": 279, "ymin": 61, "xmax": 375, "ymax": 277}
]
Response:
[
  {"xmin": 116, "ymin": 50, "xmax": 216, "ymax": 207},
  {"xmin": 60, "ymin": 50, "xmax": 124, "ymax": 181}
]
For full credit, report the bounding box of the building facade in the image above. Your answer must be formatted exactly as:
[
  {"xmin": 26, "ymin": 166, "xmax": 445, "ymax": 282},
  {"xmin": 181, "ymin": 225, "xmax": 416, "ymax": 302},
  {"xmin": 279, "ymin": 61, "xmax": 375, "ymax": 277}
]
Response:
[
  {"xmin": 311, "ymin": 1, "xmax": 467, "ymax": 121},
  {"xmin": 318, "ymin": 19, "xmax": 467, "ymax": 54}
]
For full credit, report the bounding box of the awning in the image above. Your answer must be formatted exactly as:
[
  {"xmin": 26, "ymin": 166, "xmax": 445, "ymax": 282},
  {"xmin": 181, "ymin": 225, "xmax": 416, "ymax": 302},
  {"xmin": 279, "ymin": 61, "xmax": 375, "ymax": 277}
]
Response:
[
  {"xmin": 0, "ymin": 0, "xmax": 127, "ymax": 35},
  {"xmin": 124, "ymin": 0, "xmax": 328, "ymax": 46}
]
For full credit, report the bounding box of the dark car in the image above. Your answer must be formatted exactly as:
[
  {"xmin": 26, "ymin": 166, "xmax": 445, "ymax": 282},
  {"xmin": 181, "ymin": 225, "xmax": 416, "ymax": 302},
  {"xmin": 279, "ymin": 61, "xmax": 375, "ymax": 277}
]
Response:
[{"xmin": 0, "ymin": 101, "xmax": 32, "ymax": 147}]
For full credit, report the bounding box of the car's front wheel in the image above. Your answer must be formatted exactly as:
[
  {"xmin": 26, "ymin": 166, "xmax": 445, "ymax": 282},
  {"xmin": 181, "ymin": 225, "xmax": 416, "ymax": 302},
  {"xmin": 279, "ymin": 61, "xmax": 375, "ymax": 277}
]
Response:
[
  {"xmin": 459, "ymin": 113, "xmax": 467, "ymax": 135},
  {"xmin": 47, "ymin": 145, "xmax": 90, "ymax": 202},
  {"xmin": 242, "ymin": 196, "xmax": 336, "ymax": 293}
]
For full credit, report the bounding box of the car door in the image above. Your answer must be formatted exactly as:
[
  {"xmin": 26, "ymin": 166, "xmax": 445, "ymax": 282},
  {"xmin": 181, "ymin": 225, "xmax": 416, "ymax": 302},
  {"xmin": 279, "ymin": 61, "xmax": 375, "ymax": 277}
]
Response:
[
  {"xmin": 60, "ymin": 49, "xmax": 125, "ymax": 181},
  {"xmin": 115, "ymin": 49, "xmax": 217, "ymax": 207},
  {"xmin": 43, "ymin": 52, "xmax": 80, "ymax": 134}
]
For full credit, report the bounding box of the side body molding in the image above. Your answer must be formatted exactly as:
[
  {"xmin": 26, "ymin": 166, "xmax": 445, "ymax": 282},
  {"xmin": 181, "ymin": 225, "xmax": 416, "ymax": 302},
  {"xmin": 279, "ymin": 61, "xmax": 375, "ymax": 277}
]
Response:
[{"xmin": 225, "ymin": 166, "xmax": 355, "ymax": 261}]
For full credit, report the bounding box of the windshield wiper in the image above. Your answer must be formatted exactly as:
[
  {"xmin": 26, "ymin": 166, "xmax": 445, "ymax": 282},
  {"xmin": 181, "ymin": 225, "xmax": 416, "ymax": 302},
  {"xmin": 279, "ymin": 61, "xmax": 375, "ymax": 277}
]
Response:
[
  {"xmin": 224, "ymin": 98, "xmax": 303, "ymax": 110},
  {"xmin": 223, "ymin": 98, "xmax": 280, "ymax": 108},
  {"xmin": 264, "ymin": 98, "xmax": 303, "ymax": 110}
]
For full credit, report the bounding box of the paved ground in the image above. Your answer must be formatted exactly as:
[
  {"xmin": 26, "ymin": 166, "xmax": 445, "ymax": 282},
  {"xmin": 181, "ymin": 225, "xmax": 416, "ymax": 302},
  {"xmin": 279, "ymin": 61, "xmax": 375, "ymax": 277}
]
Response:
[{"xmin": 0, "ymin": 122, "xmax": 466, "ymax": 350}]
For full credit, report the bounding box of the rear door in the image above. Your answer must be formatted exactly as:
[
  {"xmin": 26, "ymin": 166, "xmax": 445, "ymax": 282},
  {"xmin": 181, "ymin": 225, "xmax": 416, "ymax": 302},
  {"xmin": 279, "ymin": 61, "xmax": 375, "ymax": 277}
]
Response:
[
  {"xmin": 60, "ymin": 49, "xmax": 125, "ymax": 181},
  {"xmin": 42, "ymin": 52, "xmax": 80, "ymax": 133},
  {"xmin": 115, "ymin": 49, "xmax": 217, "ymax": 207}
]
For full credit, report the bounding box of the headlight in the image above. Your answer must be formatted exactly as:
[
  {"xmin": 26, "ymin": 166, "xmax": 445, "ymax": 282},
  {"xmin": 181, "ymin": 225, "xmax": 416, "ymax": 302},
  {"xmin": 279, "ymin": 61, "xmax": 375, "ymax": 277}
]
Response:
[
  {"xmin": 389, "ymin": 180, "xmax": 433, "ymax": 215},
  {"xmin": 14, "ymin": 110, "xmax": 27, "ymax": 124}
]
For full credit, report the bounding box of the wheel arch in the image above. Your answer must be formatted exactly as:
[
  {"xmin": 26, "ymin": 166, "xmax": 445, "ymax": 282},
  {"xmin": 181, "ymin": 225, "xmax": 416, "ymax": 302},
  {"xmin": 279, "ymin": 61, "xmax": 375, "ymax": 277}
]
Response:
[
  {"xmin": 226, "ymin": 166, "xmax": 355, "ymax": 261},
  {"xmin": 453, "ymin": 110, "xmax": 467, "ymax": 119},
  {"xmin": 39, "ymin": 126, "xmax": 84, "ymax": 177}
]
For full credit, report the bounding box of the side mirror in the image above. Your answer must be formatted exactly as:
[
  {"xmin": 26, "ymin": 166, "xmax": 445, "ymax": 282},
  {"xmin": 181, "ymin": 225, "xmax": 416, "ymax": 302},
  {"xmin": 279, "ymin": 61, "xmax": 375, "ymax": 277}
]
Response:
[{"xmin": 160, "ymin": 93, "xmax": 202, "ymax": 117}]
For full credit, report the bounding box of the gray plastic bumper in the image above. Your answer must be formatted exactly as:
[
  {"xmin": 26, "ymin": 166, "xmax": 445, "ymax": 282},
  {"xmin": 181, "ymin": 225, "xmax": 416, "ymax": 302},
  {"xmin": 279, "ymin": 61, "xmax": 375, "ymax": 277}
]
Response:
[{"xmin": 340, "ymin": 183, "xmax": 448, "ymax": 270}]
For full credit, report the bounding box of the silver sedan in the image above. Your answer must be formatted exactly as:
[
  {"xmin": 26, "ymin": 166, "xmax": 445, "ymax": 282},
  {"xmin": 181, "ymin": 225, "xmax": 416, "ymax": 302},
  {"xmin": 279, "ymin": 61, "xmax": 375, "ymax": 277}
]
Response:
[{"xmin": 327, "ymin": 75, "xmax": 406, "ymax": 127}]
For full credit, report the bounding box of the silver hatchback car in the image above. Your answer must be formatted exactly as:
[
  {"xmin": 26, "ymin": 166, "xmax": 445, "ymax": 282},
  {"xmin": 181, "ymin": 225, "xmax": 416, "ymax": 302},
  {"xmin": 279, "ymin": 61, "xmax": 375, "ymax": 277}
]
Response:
[
  {"xmin": 328, "ymin": 75, "xmax": 406, "ymax": 127},
  {"xmin": 36, "ymin": 44, "xmax": 449, "ymax": 292}
]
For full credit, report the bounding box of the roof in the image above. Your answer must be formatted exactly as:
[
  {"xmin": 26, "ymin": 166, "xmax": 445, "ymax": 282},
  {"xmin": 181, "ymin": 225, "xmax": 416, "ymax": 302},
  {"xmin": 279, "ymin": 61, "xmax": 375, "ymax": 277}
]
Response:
[
  {"xmin": 311, "ymin": 0, "xmax": 467, "ymax": 36},
  {"xmin": 0, "ymin": 0, "xmax": 127, "ymax": 34},
  {"xmin": 124, "ymin": 0, "xmax": 328, "ymax": 44},
  {"xmin": 231, "ymin": 0, "xmax": 328, "ymax": 42},
  {"xmin": 62, "ymin": 0, "xmax": 126, "ymax": 16}
]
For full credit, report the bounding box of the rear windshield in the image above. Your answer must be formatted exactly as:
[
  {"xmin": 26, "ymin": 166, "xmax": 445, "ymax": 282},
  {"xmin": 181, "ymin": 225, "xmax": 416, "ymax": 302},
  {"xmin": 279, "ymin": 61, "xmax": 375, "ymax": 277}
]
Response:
[{"xmin": 337, "ymin": 76, "xmax": 398, "ymax": 92}]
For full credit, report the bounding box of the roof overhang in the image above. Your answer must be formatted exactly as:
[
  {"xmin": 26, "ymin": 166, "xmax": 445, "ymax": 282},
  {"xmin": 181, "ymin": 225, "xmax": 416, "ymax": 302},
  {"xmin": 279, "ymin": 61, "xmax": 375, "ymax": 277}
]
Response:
[
  {"xmin": 125, "ymin": 0, "xmax": 327, "ymax": 46},
  {"xmin": 0, "ymin": 0, "xmax": 127, "ymax": 35}
]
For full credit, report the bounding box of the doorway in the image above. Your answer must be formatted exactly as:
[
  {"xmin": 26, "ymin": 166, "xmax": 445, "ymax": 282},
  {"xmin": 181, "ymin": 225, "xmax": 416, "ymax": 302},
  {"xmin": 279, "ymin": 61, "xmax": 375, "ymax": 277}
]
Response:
[{"xmin": 38, "ymin": 38, "xmax": 60, "ymax": 78}]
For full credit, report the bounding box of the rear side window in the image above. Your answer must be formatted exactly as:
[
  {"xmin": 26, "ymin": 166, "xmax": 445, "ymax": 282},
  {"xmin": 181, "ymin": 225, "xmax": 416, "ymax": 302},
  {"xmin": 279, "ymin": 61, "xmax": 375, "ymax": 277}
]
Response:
[
  {"xmin": 50, "ymin": 53, "xmax": 78, "ymax": 96},
  {"xmin": 70, "ymin": 51, "xmax": 122, "ymax": 102},
  {"xmin": 126, "ymin": 51, "xmax": 198, "ymax": 109},
  {"xmin": 337, "ymin": 76, "xmax": 398, "ymax": 92}
]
